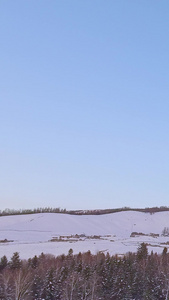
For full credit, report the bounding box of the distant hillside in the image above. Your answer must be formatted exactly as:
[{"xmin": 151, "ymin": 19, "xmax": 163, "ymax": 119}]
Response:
[{"xmin": 1, "ymin": 210, "xmax": 169, "ymax": 259}]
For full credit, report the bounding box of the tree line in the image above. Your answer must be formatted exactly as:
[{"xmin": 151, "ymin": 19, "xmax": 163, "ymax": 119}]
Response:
[
  {"xmin": 1, "ymin": 206, "xmax": 169, "ymax": 217},
  {"xmin": 0, "ymin": 244, "xmax": 169, "ymax": 299}
]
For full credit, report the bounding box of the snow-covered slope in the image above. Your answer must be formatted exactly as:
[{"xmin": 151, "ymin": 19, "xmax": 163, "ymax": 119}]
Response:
[{"xmin": 0, "ymin": 211, "xmax": 169, "ymax": 259}]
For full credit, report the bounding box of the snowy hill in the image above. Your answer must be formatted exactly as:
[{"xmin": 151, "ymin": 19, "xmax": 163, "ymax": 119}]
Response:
[{"xmin": 0, "ymin": 211, "xmax": 169, "ymax": 259}]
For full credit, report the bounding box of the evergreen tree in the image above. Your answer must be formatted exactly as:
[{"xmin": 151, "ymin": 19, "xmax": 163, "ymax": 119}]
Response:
[
  {"xmin": 137, "ymin": 242, "xmax": 148, "ymax": 260},
  {"xmin": 41, "ymin": 268, "xmax": 62, "ymax": 300},
  {"xmin": 0, "ymin": 255, "xmax": 8, "ymax": 271},
  {"xmin": 9, "ymin": 252, "xmax": 22, "ymax": 270}
]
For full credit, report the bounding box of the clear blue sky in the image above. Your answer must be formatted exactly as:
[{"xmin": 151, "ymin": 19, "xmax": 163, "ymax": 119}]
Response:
[{"xmin": 0, "ymin": 1, "xmax": 169, "ymax": 210}]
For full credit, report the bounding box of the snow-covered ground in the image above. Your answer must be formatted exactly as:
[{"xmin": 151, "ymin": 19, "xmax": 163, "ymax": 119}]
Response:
[{"xmin": 0, "ymin": 211, "xmax": 169, "ymax": 259}]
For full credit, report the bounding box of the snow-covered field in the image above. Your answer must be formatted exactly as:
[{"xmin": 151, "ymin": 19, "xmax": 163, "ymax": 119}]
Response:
[{"xmin": 0, "ymin": 211, "xmax": 169, "ymax": 259}]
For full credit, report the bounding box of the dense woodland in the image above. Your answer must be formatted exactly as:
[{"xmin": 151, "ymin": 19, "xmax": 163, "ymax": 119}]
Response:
[
  {"xmin": 0, "ymin": 244, "xmax": 169, "ymax": 299},
  {"xmin": 1, "ymin": 206, "xmax": 169, "ymax": 216}
]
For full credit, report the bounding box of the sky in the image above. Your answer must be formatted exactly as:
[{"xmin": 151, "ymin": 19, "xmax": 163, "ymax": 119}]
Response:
[{"xmin": 0, "ymin": 1, "xmax": 169, "ymax": 211}]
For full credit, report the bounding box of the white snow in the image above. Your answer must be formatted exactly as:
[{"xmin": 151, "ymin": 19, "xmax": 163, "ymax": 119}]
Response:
[{"xmin": 0, "ymin": 211, "xmax": 169, "ymax": 259}]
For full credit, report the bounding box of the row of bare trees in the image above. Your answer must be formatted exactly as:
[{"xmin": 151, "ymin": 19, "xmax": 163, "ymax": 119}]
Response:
[
  {"xmin": 1, "ymin": 206, "xmax": 169, "ymax": 217},
  {"xmin": 0, "ymin": 245, "xmax": 169, "ymax": 299}
]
